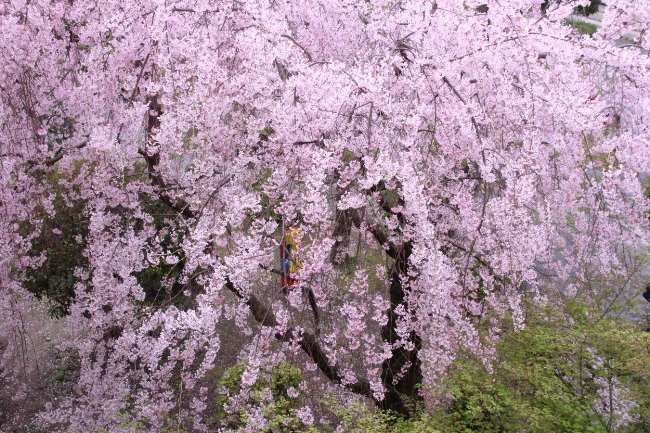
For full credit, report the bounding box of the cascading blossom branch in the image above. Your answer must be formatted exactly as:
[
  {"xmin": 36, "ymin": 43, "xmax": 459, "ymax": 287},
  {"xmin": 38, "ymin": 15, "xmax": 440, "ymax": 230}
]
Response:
[{"xmin": 1, "ymin": 0, "xmax": 649, "ymax": 430}]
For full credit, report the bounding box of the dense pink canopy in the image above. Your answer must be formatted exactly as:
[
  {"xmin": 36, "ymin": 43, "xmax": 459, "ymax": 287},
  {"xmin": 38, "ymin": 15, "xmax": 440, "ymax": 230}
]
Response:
[{"xmin": 1, "ymin": 0, "xmax": 649, "ymax": 430}]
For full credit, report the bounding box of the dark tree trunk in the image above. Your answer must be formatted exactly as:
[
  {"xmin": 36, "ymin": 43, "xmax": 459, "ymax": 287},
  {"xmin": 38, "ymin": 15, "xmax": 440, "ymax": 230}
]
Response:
[
  {"xmin": 330, "ymin": 209, "xmax": 353, "ymax": 264},
  {"xmin": 379, "ymin": 241, "xmax": 423, "ymax": 416}
]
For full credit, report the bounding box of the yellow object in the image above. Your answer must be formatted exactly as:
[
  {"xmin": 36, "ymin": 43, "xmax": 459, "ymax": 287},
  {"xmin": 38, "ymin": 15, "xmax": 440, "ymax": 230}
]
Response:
[{"xmin": 284, "ymin": 228, "xmax": 301, "ymax": 274}]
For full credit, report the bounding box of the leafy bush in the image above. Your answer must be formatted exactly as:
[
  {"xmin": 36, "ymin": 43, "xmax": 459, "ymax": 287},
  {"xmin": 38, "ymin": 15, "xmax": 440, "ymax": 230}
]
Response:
[
  {"xmin": 431, "ymin": 300, "xmax": 650, "ymax": 433},
  {"xmin": 214, "ymin": 361, "xmax": 305, "ymax": 432},
  {"xmin": 21, "ymin": 164, "xmax": 89, "ymax": 317},
  {"xmin": 567, "ymin": 19, "xmax": 599, "ymax": 36}
]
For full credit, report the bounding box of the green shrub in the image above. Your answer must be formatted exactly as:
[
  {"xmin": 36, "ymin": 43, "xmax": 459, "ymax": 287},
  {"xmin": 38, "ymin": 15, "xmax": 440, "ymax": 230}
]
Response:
[
  {"xmin": 567, "ymin": 19, "xmax": 599, "ymax": 36},
  {"xmin": 21, "ymin": 164, "xmax": 89, "ymax": 317},
  {"xmin": 214, "ymin": 361, "xmax": 305, "ymax": 432},
  {"xmin": 430, "ymin": 300, "xmax": 650, "ymax": 433}
]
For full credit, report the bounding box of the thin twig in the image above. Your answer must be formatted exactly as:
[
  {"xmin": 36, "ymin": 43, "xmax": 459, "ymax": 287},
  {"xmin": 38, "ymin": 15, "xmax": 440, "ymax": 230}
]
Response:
[
  {"xmin": 129, "ymin": 52, "xmax": 151, "ymax": 102},
  {"xmin": 281, "ymin": 34, "xmax": 313, "ymax": 62},
  {"xmin": 442, "ymin": 76, "xmax": 467, "ymax": 105}
]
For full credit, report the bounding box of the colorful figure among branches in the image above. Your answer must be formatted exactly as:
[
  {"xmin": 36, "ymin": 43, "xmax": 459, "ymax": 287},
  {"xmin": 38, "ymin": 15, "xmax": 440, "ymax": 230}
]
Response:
[{"xmin": 280, "ymin": 228, "xmax": 301, "ymax": 291}]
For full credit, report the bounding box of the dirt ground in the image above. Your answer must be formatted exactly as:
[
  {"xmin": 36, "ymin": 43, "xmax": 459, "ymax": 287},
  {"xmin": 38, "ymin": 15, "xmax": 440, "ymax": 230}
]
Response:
[{"xmin": 0, "ymin": 301, "xmax": 76, "ymax": 433}]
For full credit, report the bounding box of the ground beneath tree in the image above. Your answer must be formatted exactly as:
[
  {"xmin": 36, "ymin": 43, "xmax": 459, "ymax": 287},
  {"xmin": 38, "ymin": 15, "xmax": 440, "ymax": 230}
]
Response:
[
  {"xmin": 0, "ymin": 299, "xmax": 254, "ymax": 432},
  {"xmin": 0, "ymin": 301, "xmax": 76, "ymax": 433}
]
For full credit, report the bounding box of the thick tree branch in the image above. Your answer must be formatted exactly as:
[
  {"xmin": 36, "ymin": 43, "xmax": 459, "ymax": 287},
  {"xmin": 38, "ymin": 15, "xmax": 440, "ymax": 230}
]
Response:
[
  {"xmin": 258, "ymin": 264, "xmax": 321, "ymax": 335},
  {"xmin": 27, "ymin": 139, "xmax": 88, "ymax": 168},
  {"xmin": 139, "ymin": 94, "xmax": 195, "ymax": 218},
  {"xmin": 330, "ymin": 210, "xmax": 353, "ymax": 264},
  {"xmin": 129, "ymin": 52, "xmax": 151, "ymax": 102},
  {"xmin": 223, "ymin": 275, "xmax": 371, "ymax": 397},
  {"xmin": 137, "ymin": 148, "xmax": 196, "ymax": 219},
  {"xmin": 348, "ymin": 208, "xmax": 386, "ymax": 252},
  {"xmin": 348, "ymin": 207, "xmax": 401, "ymax": 260},
  {"xmin": 368, "ymin": 181, "xmax": 406, "ymax": 225}
]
